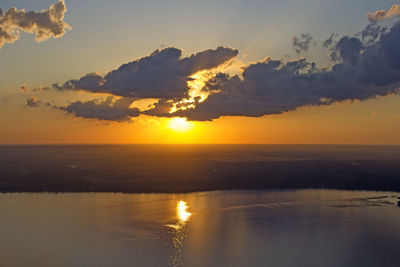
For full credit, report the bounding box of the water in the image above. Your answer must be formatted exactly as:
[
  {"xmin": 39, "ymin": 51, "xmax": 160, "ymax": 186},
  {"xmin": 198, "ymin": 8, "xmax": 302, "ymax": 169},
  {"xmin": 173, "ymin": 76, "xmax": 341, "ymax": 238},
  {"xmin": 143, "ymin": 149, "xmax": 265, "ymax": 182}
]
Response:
[{"xmin": 1, "ymin": 190, "xmax": 399, "ymax": 266}]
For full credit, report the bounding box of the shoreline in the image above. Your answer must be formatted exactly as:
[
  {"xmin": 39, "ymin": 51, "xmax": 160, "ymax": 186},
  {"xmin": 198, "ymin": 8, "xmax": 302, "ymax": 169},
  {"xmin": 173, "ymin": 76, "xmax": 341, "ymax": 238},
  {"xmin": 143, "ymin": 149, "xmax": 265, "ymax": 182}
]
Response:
[
  {"xmin": 2, "ymin": 145, "xmax": 400, "ymax": 195},
  {"xmin": 2, "ymin": 185, "xmax": 400, "ymax": 194}
]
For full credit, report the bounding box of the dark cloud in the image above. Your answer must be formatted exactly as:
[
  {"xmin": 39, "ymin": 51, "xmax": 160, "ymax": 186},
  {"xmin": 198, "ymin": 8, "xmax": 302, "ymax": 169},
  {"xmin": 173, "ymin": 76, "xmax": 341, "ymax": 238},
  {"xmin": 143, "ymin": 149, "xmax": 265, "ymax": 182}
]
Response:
[
  {"xmin": 326, "ymin": 24, "xmax": 388, "ymax": 56},
  {"xmin": 323, "ymin": 33, "xmax": 338, "ymax": 49},
  {"xmin": 59, "ymin": 97, "xmax": 140, "ymax": 122},
  {"xmin": 148, "ymin": 22, "xmax": 400, "ymax": 121},
  {"xmin": 143, "ymin": 99, "xmax": 174, "ymax": 118},
  {"xmin": 26, "ymin": 96, "xmax": 41, "ymax": 107},
  {"xmin": 292, "ymin": 33, "xmax": 315, "ymax": 54},
  {"xmin": 367, "ymin": 4, "xmax": 400, "ymax": 23},
  {"xmin": 360, "ymin": 24, "xmax": 387, "ymax": 45},
  {"xmin": 0, "ymin": 0, "xmax": 70, "ymax": 49},
  {"xmin": 52, "ymin": 47, "xmax": 239, "ymax": 99},
  {"xmin": 330, "ymin": 36, "xmax": 364, "ymax": 64}
]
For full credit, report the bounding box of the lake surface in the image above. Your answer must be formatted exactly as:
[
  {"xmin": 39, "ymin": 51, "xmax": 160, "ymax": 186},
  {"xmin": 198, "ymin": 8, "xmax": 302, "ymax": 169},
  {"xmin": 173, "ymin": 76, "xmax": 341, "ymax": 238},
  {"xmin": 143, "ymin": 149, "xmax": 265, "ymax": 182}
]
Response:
[{"xmin": 1, "ymin": 190, "xmax": 400, "ymax": 266}]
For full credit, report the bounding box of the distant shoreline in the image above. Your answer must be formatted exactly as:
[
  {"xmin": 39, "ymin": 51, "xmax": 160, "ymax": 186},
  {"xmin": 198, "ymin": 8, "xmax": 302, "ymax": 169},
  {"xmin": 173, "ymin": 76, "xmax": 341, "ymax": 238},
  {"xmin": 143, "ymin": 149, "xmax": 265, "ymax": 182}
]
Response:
[
  {"xmin": 1, "ymin": 145, "xmax": 400, "ymax": 194},
  {"xmin": 1, "ymin": 186, "xmax": 400, "ymax": 194}
]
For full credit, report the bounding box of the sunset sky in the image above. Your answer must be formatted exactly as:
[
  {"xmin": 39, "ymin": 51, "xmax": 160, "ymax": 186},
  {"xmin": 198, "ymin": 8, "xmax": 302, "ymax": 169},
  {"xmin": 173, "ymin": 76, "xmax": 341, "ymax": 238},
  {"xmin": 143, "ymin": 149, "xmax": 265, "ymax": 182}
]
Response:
[{"xmin": 1, "ymin": 0, "xmax": 399, "ymax": 144}]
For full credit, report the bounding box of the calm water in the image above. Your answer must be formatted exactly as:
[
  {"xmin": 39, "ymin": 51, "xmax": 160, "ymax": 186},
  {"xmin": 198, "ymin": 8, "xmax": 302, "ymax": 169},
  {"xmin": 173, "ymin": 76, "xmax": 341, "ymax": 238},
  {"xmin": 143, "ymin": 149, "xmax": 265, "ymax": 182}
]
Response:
[{"xmin": 1, "ymin": 190, "xmax": 400, "ymax": 266}]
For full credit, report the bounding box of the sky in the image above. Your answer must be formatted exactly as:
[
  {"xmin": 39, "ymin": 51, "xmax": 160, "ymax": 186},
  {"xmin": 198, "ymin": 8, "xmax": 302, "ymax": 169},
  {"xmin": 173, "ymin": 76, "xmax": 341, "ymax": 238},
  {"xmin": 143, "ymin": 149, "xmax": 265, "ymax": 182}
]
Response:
[{"xmin": 0, "ymin": 0, "xmax": 399, "ymax": 144}]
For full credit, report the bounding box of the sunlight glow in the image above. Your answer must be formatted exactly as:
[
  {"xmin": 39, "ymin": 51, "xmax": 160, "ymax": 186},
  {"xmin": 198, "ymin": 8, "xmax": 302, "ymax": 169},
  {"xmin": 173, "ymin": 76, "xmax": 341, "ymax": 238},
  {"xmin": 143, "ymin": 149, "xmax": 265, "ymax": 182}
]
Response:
[
  {"xmin": 168, "ymin": 59, "xmax": 239, "ymax": 115},
  {"xmin": 167, "ymin": 117, "xmax": 194, "ymax": 132},
  {"xmin": 169, "ymin": 69, "xmax": 216, "ymax": 114}
]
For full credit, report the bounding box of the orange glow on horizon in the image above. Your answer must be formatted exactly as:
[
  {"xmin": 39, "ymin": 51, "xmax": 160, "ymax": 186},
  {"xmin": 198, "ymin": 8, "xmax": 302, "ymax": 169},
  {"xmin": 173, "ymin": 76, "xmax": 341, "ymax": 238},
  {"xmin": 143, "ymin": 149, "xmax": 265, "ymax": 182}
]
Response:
[{"xmin": 1, "ymin": 94, "xmax": 400, "ymax": 145}]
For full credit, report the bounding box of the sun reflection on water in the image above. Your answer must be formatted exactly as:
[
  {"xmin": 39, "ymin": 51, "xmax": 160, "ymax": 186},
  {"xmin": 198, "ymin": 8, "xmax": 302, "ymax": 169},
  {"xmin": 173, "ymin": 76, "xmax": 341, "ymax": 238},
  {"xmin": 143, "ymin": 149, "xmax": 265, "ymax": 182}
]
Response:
[
  {"xmin": 166, "ymin": 200, "xmax": 192, "ymax": 267},
  {"xmin": 177, "ymin": 200, "xmax": 191, "ymax": 223}
]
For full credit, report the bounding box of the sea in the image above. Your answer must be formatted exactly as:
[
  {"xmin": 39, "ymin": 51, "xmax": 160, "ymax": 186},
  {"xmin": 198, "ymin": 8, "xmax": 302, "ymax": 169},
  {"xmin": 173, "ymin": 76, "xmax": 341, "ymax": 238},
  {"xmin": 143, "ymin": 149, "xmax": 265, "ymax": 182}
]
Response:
[{"xmin": 1, "ymin": 145, "xmax": 400, "ymax": 266}]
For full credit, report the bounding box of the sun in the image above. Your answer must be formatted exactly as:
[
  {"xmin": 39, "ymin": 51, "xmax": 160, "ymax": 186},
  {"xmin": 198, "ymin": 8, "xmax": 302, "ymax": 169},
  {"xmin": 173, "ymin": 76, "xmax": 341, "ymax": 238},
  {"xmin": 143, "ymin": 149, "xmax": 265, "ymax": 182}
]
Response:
[{"xmin": 167, "ymin": 117, "xmax": 194, "ymax": 132}]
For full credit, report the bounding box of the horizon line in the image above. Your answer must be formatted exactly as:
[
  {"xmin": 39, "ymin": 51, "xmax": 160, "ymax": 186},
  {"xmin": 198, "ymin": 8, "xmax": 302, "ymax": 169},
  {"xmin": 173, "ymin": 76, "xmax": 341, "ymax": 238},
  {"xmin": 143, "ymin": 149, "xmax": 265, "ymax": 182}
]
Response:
[{"xmin": 1, "ymin": 143, "xmax": 400, "ymax": 146}]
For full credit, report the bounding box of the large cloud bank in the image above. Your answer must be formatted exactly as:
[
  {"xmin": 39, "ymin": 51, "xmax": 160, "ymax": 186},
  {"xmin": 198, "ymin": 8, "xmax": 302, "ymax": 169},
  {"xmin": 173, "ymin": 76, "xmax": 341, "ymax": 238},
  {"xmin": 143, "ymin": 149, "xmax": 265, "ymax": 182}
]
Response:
[
  {"xmin": 52, "ymin": 47, "xmax": 238, "ymax": 99},
  {"xmin": 148, "ymin": 20, "xmax": 400, "ymax": 121},
  {"xmin": 30, "ymin": 5, "xmax": 400, "ymax": 122}
]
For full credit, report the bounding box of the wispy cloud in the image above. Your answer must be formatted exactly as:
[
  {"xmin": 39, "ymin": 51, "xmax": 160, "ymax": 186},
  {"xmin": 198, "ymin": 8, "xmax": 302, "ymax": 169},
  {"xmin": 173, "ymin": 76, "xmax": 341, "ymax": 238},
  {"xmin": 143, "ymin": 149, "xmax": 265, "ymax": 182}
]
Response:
[{"xmin": 292, "ymin": 33, "xmax": 315, "ymax": 54}]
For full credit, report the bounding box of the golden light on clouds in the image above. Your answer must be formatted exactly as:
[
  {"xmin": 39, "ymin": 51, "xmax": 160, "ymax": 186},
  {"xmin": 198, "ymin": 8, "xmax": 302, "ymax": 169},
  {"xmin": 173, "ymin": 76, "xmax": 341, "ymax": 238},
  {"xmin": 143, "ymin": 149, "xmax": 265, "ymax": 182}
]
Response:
[
  {"xmin": 169, "ymin": 70, "xmax": 212, "ymax": 114},
  {"xmin": 169, "ymin": 58, "xmax": 241, "ymax": 114},
  {"xmin": 187, "ymin": 70, "xmax": 213, "ymax": 102}
]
